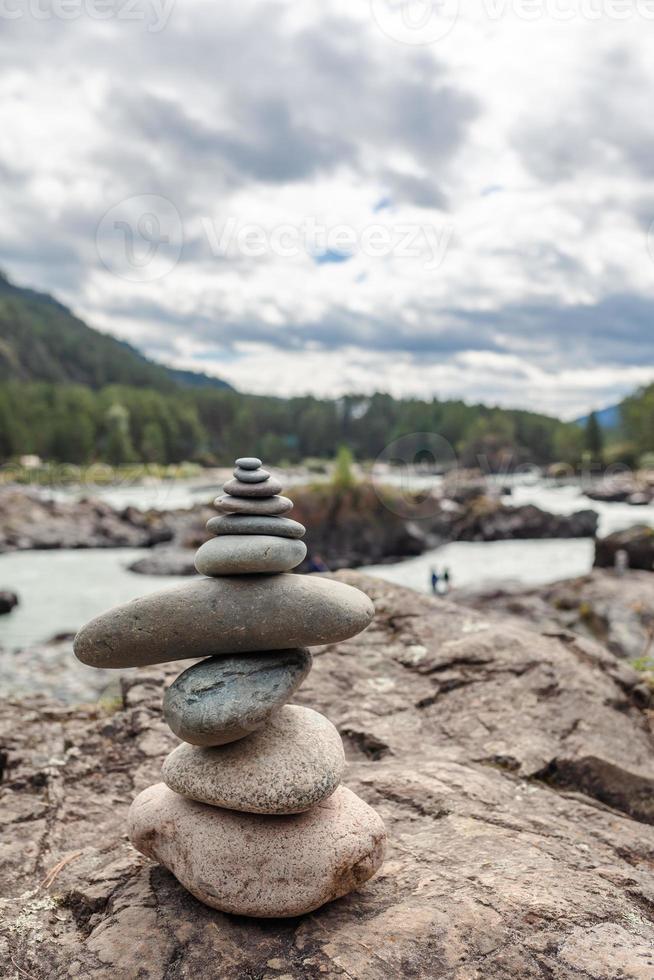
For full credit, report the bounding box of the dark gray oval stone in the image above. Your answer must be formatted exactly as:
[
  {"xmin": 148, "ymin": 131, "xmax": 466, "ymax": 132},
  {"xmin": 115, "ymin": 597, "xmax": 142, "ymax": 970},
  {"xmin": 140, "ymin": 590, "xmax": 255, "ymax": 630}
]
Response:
[
  {"xmin": 223, "ymin": 476, "xmax": 283, "ymax": 498},
  {"xmin": 233, "ymin": 467, "xmax": 270, "ymax": 483},
  {"xmin": 235, "ymin": 457, "xmax": 262, "ymax": 470},
  {"xmin": 163, "ymin": 648, "xmax": 312, "ymax": 746},
  {"xmin": 206, "ymin": 515, "xmax": 305, "ymax": 539}
]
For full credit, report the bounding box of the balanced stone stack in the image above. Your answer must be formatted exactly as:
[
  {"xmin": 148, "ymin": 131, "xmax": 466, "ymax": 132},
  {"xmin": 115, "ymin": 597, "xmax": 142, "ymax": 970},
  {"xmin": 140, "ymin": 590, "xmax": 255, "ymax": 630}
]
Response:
[{"xmin": 73, "ymin": 457, "xmax": 386, "ymax": 918}]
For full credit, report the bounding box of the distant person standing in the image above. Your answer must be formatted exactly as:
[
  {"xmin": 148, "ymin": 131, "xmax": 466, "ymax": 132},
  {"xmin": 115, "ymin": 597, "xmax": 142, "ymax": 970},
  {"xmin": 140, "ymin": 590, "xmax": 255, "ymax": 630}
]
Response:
[
  {"xmin": 442, "ymin": 568, "xmax": 451, "ymax": 595},
  {"xmin": 308, "ymin": 553, "xmax": 329, "ymax": 573},
  {"xmin": 430, "ymin": 568, "xmax": 440, "ymax": 595}
]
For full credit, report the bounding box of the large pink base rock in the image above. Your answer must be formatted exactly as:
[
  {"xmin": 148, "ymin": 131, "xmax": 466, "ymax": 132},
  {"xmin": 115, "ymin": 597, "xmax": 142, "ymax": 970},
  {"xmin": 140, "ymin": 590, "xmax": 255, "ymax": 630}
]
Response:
[{"xmin": 129, "ymin": 783, "xmax": 386, "ymax": 918}]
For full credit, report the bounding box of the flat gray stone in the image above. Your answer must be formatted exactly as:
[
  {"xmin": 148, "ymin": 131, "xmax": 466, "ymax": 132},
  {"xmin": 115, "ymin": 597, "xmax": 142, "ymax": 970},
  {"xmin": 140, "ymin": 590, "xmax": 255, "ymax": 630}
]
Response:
[
  {"xmin": 206, "ymin": 514, "xmax": 305, "ymax": 539},
  {"xmin": 163, "ymin": 648, "xmax": 312, "ymax": 746},
  {"xmin": 223, "ymin": 476, "xmax": 283, "ymax": 498},
  {"xmin": 214, "ymin": 494, "xmax": 293, "ymax": 516},
  {"xmin": 73, "ymin": 574, "xmax": 375, "ymax": 668},
  {"xmin": 129, "ymin": 783, "xmax": 386, "ymax": 917},
  {"xmin": 195, "ymin": 535, "xmax": 306, "ymax": 575},
  {"xmin": 235, "ymin": 457, "xmax": 262, "ymax": 470},
  {"xmin": 233, "ymin": 467, "xmax": 269, "ymax": 483},
  {"xmin": 162, "ymin": 705, "xmax": 345, "ymax": 813}
]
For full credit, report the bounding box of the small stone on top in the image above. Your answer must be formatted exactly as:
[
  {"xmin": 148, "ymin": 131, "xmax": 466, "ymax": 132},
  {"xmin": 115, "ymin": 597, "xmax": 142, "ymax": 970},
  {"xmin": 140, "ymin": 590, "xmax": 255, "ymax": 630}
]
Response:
[{"xmin": 235, "ymin": 457, "xmax": 262, "ymax": 470}]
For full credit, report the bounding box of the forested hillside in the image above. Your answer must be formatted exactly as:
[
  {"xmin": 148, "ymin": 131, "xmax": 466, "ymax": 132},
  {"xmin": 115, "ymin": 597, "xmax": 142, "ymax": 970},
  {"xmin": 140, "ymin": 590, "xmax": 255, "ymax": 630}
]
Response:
[
  {"xmin": 0, "ymin": 381, "xmax": 578, "ymax": 468},
  {"xmin": 0, "ymin": 270, "xmax": 599, "ymax": 469},
  {"xmin": 0, "ymin": 272, "xmax": 230, "ymax": 392}
]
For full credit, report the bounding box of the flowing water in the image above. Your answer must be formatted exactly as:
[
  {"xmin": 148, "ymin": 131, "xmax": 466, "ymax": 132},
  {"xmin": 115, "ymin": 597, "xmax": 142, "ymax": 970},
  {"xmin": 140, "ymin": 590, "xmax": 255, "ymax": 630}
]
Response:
[{"xmin": 1, "ymin": 477, "xmax": 652, "ymax": 649}]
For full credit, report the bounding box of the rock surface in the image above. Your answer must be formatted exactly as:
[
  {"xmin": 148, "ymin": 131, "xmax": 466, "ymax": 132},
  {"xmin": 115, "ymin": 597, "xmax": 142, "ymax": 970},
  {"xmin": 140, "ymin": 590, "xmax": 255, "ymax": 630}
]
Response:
[
  {"xmin": 194, "ymin": 534, "xmax": 306, "ymax": 575},
  {"xmin": 129, "ymin": 783, "xmax": 385, "ymax": 917},
  {"xmin": 458, "ymin": 568, "xmax": 654, "ymax": 661},
  {"xmin": 3, "ymin": 571, "xmax": 654, "ymax": 976},
  {"xmin": 163, "ymin": 648, "xmax": 312, "ymax": 746},
  {"xmin": 73, "ymin": 574, "xmax": 375, "ymax": 667},
  {"xmin": 162, "ymin": 705, "xmax": 345, "ymax": 813}
]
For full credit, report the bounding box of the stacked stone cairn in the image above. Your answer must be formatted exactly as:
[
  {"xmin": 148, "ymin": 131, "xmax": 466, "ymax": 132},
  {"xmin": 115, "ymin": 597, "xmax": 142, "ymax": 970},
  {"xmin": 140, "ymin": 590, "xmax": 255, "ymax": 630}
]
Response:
[{"xmin": 74, "ymin": 457, "xmax": 386, "ymax": 917}]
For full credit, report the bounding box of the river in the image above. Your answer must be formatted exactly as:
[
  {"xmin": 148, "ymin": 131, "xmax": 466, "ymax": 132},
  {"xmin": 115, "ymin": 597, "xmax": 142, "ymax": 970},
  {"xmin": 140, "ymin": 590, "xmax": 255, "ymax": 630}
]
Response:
[{"xmin": 1, "ymin": 476, "xmax": 652, "ymax": 652}]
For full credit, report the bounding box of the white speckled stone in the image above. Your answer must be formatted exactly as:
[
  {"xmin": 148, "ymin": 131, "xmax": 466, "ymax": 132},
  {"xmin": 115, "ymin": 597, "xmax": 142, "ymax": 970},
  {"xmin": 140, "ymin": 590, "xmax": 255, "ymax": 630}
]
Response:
[
  {"xmin": 223, "ymin": 476, "xmax": 283, "ymax": 498},
  {"xmin": 195, "ymin": 535, "xmax": 306, "ymax": 576},
  {"xmin": 162, "ymin": 705, "xmax": 345, "ymax": 814},
  {"xmin": 73, "ymin": 574, "xmax": 375, "ymax": 668},
  {"xmin": 214, "ymin": 494, "xmax": 293, "ymax": 516},
  {"xmin": 206, "ymin": 514, "xmax": 306, "ymax": 539},
  {"xmin": 163, "ymin": 649, "xmax": 312, "ymax": 747},
  {"xmin": 128, "ymin": 783, "xmax": 387, "ymax": 917}
]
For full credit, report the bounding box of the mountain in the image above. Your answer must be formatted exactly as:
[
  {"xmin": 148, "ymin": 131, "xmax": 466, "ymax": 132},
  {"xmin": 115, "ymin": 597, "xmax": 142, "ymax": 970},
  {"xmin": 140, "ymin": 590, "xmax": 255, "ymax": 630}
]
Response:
[
  {"xmin": 0, "ymin": 271, "xmax": 231, "ymax": 391},
  {"xmin": 575, "ymin": 404, "xmax": 620, "ymax": 429}
]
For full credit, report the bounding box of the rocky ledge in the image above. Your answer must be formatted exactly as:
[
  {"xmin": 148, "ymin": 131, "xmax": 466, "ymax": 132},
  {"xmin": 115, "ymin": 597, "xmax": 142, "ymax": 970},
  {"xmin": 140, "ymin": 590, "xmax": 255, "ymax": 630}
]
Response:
[
  {"xmin": 0, "ymin": 489, "xmax": 174, "ymax": 551},
  {"xmin": 2, "ymin": 572, "xmax": 654, "ymax": 978},
  {"xmin": 457, "ymin": 568, "xmax": 654, "ymax": 662}
]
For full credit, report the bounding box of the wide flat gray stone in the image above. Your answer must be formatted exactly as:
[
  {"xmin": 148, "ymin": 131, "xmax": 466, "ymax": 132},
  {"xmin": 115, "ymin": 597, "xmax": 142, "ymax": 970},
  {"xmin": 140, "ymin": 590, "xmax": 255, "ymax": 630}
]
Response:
[
  {"xmin": 163, "ymin": 648, "xmax": 312, "ymax": 746},
  {"xmin": 223, "ymin": 476, "xmax": 283, "ymax": 498},
  {"xmin": 73, "ymin": 574, "xmax": 375, "ymax": 668},
  {"xmin": 162, "ymin": 705, "xmax": 345, "ymax": 813},
  {"xmin": 195, "ymin": 535, "xmax": 306, "ymax": 575},
  {"xmin": 206, "ymin": 514, "xmax": 306, "ymax": 539},
  {"xmin": 129, "ymin": 783, "xmax": 386, "ymax": 917},
  {"xmin": 214, "ymin": 494, "xmax": 293, "ymax": 516}
]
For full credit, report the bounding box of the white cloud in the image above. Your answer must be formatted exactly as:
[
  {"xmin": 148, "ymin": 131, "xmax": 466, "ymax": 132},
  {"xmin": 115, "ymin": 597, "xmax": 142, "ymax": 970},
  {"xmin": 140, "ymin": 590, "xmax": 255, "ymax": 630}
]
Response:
[{"xmin": 0, "ymin": 1, "xmax": 653, "ymax": 415}]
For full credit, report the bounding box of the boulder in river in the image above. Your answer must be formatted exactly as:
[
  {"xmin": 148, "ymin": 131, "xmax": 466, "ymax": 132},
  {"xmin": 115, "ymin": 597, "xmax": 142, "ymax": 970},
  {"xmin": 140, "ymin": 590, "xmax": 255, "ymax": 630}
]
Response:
[
  {"xmin": 0, "ymin": 589, "xmax": 19, "ymax": 614},
  {"xmin": 594, "ymin": 525, "xmax": 654, "ymax": 572}
]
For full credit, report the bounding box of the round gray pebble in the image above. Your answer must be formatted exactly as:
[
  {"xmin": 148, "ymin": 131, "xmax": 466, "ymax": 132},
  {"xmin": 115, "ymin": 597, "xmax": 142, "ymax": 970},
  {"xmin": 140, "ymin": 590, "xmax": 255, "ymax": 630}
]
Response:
[
  {"xmin": 214, "ymin": 494, "xmax": 293, "ymax": 515},
  {"xmin": 206, "ymin": 514, "xmax": 305, "ymax": 539},
  {"xmin": 235, "ymin": 457, "xmax": 262, "ymax": 470},
  {"xmin": 163, "ymin": 648, "xmax": 312, "ymax": 746},
  {"xmin": 195, "ymin": 535, "xmax": 306, "ymax": 575},
  {"xmin": 223, "ymin": 476, "xmax": 283, "ymax": 498},
  {"xmin": 233, "ymin": 467, "xmax": 270, "ymax": 483}
]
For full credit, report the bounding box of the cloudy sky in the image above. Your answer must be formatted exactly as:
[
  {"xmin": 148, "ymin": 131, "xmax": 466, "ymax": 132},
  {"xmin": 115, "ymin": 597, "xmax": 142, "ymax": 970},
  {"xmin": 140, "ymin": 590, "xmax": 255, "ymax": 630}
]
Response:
[{"xmin": 1, "ymin": 1, "xmax": 653, "ymax": 418}]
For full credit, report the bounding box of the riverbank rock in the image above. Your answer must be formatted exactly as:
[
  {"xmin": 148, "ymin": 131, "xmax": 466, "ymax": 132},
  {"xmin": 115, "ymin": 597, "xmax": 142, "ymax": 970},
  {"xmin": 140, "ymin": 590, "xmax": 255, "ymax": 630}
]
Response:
[
  {"xmin": 0, "ymin": 488, "xmax": 174, "ymax": 552},
  {"xmin": 163, "ymin": 649, "xmax": 312, "ymax": 746},
  {"xmin": 455, "ymin": 568, "xmax": 654, "ymax": 662},
  {"xmin": 595, "ymin": 524, "xmax": 654, "ymax": 572},
  {"xmin": 161, "ymin": 705, "xmax": 345, "ymax": 813},
  {"xmin": 73, "ymin": 574, "xmax": 375, "ymax": 667},
  {"xmin": 3, "ymin": 572, "xmax": 654, "ymax": 976}
]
